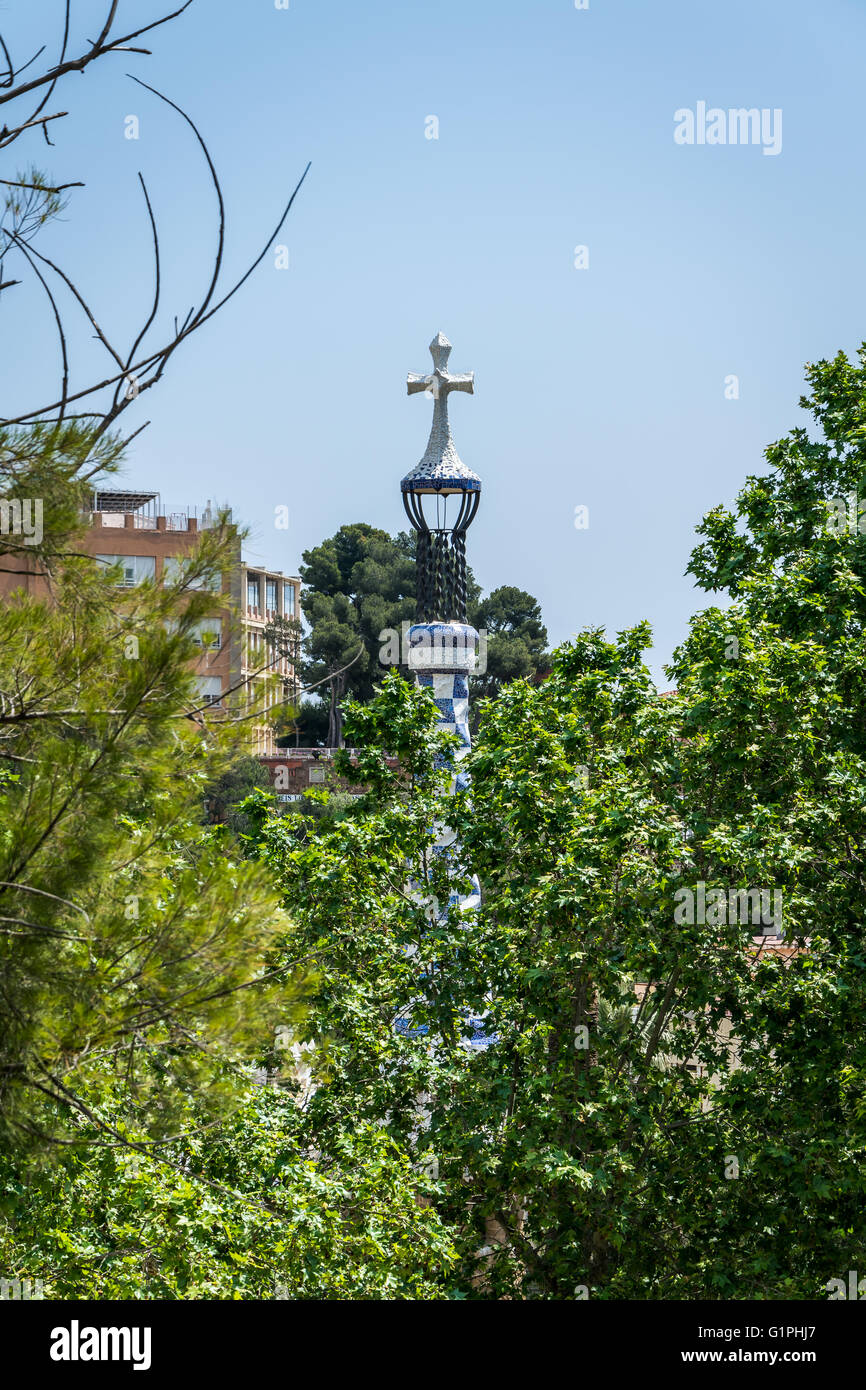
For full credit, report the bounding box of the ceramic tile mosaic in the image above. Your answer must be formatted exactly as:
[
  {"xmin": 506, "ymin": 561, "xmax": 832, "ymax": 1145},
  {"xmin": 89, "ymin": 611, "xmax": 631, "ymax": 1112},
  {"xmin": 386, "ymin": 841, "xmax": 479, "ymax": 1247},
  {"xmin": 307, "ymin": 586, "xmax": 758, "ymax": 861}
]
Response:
[{"xmin": 401, "ymin": 617, "xmax": 494, "ymax": 1051}]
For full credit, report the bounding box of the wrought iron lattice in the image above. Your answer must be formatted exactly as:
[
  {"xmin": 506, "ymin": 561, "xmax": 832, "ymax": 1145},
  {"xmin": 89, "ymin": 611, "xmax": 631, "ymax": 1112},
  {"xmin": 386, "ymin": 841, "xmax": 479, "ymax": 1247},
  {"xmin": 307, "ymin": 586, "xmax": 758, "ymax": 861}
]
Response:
[{"xmin": 402, "ymin": 489, "xmax": 479, "ymax": 622}]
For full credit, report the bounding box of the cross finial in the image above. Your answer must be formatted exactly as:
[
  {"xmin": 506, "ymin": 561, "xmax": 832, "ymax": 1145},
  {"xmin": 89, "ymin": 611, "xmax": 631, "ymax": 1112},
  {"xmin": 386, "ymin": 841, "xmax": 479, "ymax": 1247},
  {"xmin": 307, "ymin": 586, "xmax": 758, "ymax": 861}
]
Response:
[
  {"xmin": 407, "ymin": 332, "xmax": 473, "ymax": 400},
  {"xmin": 403, "ymin": 332, "xmax": 479, "ymax": 493}
]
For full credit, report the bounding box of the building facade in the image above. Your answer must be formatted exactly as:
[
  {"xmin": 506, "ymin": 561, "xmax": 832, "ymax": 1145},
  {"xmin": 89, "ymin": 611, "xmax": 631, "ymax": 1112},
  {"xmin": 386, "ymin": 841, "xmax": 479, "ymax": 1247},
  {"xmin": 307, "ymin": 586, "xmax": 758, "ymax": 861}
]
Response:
[
  {"xmin": 258, "ymin": 749, "xmax": 401, "ymax": 804},
  {"xmin": 1, "ymin": 487, "xmax": 301, "ymax": 751},
  {"xmin": 241, "ymin": 560, "xmax": 301, "ymax": 756},
  {"xmin": 83, "ymin": 490, "xmax": 238, "ymax": 710}
]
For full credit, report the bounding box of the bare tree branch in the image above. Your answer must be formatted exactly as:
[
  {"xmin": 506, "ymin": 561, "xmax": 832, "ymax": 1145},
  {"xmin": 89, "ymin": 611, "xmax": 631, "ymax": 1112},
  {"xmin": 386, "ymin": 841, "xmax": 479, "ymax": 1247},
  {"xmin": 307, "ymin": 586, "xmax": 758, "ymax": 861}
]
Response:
[
  {"xmin": 0, "ymin": 1, "xmax": 195, "ymax": 112},
  {"xmin": 9, "ymin": 231, "xmax": 70, "ymax": 420},
  {"xmin": 0, "ymin": 41, "xmax": 47, "ymax": 90},
  {"xmin": 122, "ymin": 173, "xmax": 162, "ymax": 376},
  {"xmin": 0, "ymin": 62, "xmax": 311, "ymax": 449},
  {"xmin": 9, "ymin": 228, "xmax": 126, "ymax": 372},
  {"xmin": 0, "ymin": 109, "xmax": 67, "ymax": 146},
  {"xmin": 0, "ymin": 177, "xmax": 83, "ymax": 193}
]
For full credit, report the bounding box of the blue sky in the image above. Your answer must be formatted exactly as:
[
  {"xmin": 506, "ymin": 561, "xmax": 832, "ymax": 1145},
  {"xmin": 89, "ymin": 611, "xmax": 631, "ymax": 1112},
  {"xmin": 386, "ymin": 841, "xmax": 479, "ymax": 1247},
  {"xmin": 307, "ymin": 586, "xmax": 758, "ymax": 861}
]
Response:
[{"xmin": 3, "ymin": 0, "xmax": 865, "ymax": 682}]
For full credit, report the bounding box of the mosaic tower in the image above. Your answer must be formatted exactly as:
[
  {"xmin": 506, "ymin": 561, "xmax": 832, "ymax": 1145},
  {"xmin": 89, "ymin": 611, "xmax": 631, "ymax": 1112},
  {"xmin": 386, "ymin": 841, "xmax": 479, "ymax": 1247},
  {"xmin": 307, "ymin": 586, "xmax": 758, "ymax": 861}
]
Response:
[
  {"xmin": 401, "ymin": 332, "xmax": 490, "ymax": 1048},
  {"xmin": 402, "ymin": 330, "xmax": 480, "ymax": 804}
]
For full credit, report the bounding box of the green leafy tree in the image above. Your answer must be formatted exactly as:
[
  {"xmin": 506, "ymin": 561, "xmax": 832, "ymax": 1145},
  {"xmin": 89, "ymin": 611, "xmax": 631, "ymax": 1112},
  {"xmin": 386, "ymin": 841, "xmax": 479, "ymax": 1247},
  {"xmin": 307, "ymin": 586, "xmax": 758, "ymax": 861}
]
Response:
[
  {"xmin": 0, "ymin": 452, "xmax": 462, "ymax": 1299},
  {"xmin": 240, "ymin": 348, "xmax": 866, "ymax": 1298},
  {"xmin": 297, "ymin": 525, "xmax": 420, "ymax": 746},
  {"xmin": 204, "ymin": 755, "xmax": 275, "ymax": 836},
  {"xmin": 0, "ymin": 454, "xmax": 300, "ymax": 1152},
  {"xmin": 659, "ymin": 343, "xmax": 866, "ymax": 1297},
  {"xmin": 469, "ymin": 584, "xmax": 549, "ymax": 704},
  {"xmin": 446, "ymin": 346, "xmax": 866, "ymax": 1296},
  {"xmin": 0, "ymin": 1, "xmax": 310, "ymax": 1159},
  {"xmin": 0, "ymin": 1080, "xmax": 457, "ymax": 1300},
  {"xmin": 0, "ymin": 6, "xmax": 460, "ymax": 1300},
  {"xmin": 298, "ymin": 525, "xmax": 549, "ymax": 745}
]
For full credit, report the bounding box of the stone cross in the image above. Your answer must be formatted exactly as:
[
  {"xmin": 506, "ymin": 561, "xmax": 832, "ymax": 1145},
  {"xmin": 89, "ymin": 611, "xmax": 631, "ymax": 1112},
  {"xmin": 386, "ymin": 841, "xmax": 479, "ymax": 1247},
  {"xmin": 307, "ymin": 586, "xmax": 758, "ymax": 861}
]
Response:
[{"xmin": 406, "ymin": 332, "xmax": 475, "ymax": 485}]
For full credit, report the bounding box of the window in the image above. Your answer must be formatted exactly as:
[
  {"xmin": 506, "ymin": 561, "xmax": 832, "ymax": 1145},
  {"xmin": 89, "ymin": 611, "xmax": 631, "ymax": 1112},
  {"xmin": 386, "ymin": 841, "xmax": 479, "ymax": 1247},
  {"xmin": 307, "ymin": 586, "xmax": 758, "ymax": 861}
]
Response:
[
  {"xmin": 309, "ymin": 766, "xmax": 326, "ymax": 784},
  {"xmin": 266, "ymin": 578, "xmax": 277, "ymax": 613},
  {"xmin": 192, "ymin": 619, "xmax": 222, "ymax": 651},
  {"xmin": 163, "ymin": 556, "xmax": 220, "ymax": 591},
  {"xmin": 247, "ymin": 576, "xmax": 260, "ymax": 610},
  {"xmin": 284, "ymin": 583, "xmax": 296, "ymax": 617},
  {"xmin": 95, "ymin": 554, "xmax": 155, "ymax": 587},
  {"xmin": 194, "ymin": 676, "xmax": 223, "ymax": 705}
]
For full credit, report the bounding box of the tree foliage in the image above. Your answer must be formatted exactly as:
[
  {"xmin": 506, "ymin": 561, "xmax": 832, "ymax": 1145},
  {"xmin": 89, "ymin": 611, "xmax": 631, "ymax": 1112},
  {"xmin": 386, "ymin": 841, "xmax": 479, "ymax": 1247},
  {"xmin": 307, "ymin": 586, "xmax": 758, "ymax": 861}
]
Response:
[
  {"xmin": 0, "ymin": 446, "xmax": 297, "ymax": 1151},
  {"xmin": 5, "ymin": 71, "xmax": 866, "ymax": 1299},
  {"xmin": 470, "ymin": 583, "xmax": 549, "ymax": 706},
  {"xmin": 296, "ymin": 523, "xmax": 548, "ymax": 746},
  {"xmin": 0, "ymin": 2, "xmax": 312, "ymax": 1159},
  {"xmin": 0, "ymin": 1083, "xmax": 456, "ymax": 1300},
  {"xmin": 0, "ymin": 2, "xmax": 458, "ymax": 1302},
  {"xmin": 235, "ymin": 348, "xmax": 866, "ymax": 1298}
]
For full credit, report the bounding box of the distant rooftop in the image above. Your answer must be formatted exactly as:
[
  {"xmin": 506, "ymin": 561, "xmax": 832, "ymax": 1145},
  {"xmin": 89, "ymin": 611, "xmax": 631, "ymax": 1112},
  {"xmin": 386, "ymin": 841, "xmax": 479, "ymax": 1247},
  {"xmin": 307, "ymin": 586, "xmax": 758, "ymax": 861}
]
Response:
[
  {"xmin": 242, "ymin": 559, "xmax": 300, "ymax": 575},
  {"xmin": 90, "ymin": 492, "xmax": 232, "ymax": 528},
  {"xmin": 92, "ymin": 489, "xmax": 159, "ymax": 513}
]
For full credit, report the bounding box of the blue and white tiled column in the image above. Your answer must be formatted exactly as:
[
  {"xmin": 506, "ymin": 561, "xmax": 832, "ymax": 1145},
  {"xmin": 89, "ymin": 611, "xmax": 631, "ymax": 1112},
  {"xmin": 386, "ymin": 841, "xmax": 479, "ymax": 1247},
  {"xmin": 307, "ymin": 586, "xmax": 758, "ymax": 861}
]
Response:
[
  {"xmin": 409, "ymin": 621, "xmax": 476, "ymax": 800},
  {"xmin": 405, "ymin": 620, "xmax": 494, "ymax": 1050}
]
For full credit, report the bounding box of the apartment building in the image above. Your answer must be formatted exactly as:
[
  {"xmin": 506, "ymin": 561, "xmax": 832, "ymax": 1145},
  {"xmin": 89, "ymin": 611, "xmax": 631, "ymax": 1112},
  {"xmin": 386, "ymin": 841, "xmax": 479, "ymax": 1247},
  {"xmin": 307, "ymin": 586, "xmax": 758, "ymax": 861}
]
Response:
[
  {"xmin": 1, "ymin": 487, "xmax": 302, "ymax": 748},
  {"xmin": 81, "ymin": 490, "xmax": 239, "ymax": 711},
  {"xmin": 85, "ymin": 495, "xmax": 302, "ymax": 751},
  {"xmin": 241, "ymin": 561, "xmax": 301, "ymax": 756}
]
